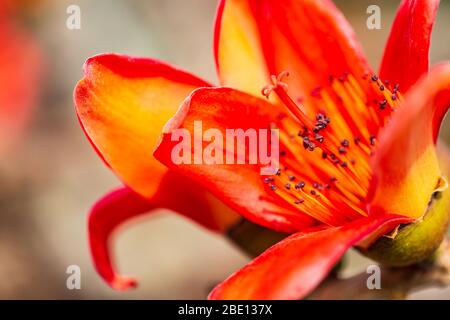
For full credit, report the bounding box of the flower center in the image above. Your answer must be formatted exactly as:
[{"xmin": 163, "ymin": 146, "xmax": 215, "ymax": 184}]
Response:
[{"xmin": 262, "ymin": 71, "xmax": 403, "ymax": 225}]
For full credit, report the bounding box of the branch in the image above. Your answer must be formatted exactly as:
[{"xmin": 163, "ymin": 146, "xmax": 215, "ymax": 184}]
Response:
[{"xmin": 309, "ymin": 241, "xmax": 450, "ymax": 299}]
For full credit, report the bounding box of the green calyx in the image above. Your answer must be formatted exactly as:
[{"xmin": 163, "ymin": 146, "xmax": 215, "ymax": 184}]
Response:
[
  {"xmin": 360, "ymin": 179, "xmax": 450, "ymax": 266},
  {"xmin": 361, "ymin": 145, "xmax": 450, "ymax": 267}
]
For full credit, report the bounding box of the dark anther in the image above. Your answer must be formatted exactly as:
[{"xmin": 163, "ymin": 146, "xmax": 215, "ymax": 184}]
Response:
[
  {"xmin": 338, "ymin": 147, "xmax": 346, "ymax": 154},
  {"xmin": 310, "ymin": 190, "xmax": 317, "ymax": 195},
  {"xmin": 330, "ymin": 154, "xmax": 339, "ymax": 164},
  {"xmin": 298, "ymin": 125, "xmax": 309, "ymax": 137},
  {"xmin": 341, "ymin": 139, "xmax": 349, "ymax": 147},
  {"xmin": 313, "ymin": 182, "xmax": 319, "ymax": 189},
  {"xmin": 325, "ymin": 184, "xmax": 331, "ymax": 189},
  {"xmin": 379, "ymin": 99, "xmax": 387, "ymax": 110},
  {"xmin": 276, "ymin": 169, "xmax": 281, "ymax": 176},
  {"xmin": 285, "ymin": 183, "xmax": 291, "ymax": 190},
  {"xmin": 295, "ymin": 181, "xmax": 306, "ymax": 189},
  {"xmin": 354, "ymin": 137, "xmax": 360, "ymax": 145},
  {"xmin": 288, "ymin": 175, "xmax": 296, "ymax": 181},
  {"xmin": 371, "ymin": 75, "xmax": 378, "ymax": 82},
  {"xmin": 330, "ymin": 176, "xmax": 337, "ymax": 183},
  {"xmin": 322, "ymin": 152, "xmax": 328, "ymax": 159},
  {"xmin": 303, "ymin": 138, "xmax": 315, "ymax": 151},
  {"xmin": 379, "ymin": 85, "xmax": 385, "ymax": 91},
  {"xmin": 302, "ymin": 136, "xmax": 310, "ymax": 144},
  {"xmin": 294, "ymin": 198, "xmax": 305, "ymax": 204},
  {"xmin": 341, "ymin": 161, "xmax": 348, "ymax": 167},
  {"xmin": 314, "ymin": 134, "xmax": 324, "ymax": 143},
  {"xmin": 270, "ymin": 185, "xmax": 277, "ymax": 191},
  {"xmin": 280, "ymin": 150, "xmax": 286, "ymax": 157},
  {"xmin": 370, "ymin": 135, "xmax": 376, "ymax": 146},
  {"xmin": 264, "ymin": 177, "xmax": 273, "ymax": 184},
  {"xmin": 391, "ymin": 94, "xmax": 397, "ymax": 101}
]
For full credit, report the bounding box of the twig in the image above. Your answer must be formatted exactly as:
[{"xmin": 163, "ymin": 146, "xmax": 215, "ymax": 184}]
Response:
[{"xmin": 309, "ymin": 241, "xmax": 450, "ymax": 299}]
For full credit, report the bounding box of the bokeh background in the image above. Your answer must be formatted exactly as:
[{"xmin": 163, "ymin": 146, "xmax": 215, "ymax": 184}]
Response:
[{"xmin": 0, "ymin": 0, "xmax": 449, "ymax": 299}]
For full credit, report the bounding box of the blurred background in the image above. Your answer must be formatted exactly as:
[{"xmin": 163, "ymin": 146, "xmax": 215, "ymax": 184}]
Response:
[{"xmin": 0, "ymin": 0, "xmax": 449, "ymax": 299}]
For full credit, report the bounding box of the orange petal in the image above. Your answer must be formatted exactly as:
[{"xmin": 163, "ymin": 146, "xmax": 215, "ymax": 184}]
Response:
[
  {"xmin": 379, "ymin": 0, "xmax": 439, "ymax": 92},
  {"xmin": 90, "ymin": 172, "xmax": 239, "ymax": 290},
  {"xmin": 368, "ymin": 63, "xmax": 450, "ymax": 218},
  {"xmin": 209, "ymin": 213, "xmax": 412, "ymax": 300},
  {"xmin": 74, "ymin": 53, "xmax": 210, "ymax": 197},
  {"xmin": 214, "ymin": 0, "xmax": 270, "ymax": 96},
  {"xmin": 154, "ymin": 87, "xmax": 318, "ymax": 233}
]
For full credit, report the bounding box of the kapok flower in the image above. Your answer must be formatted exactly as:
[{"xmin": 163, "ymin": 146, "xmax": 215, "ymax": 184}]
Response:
[
  {"xmin": 75, "ymin": 0, "xmax": 450, "ymax": 299},
  {"xmin": 0, "ymin": 0, "xmax": 42, "ymax": 153}
]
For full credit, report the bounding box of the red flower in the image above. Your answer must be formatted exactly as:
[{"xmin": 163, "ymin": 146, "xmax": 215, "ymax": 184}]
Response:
[
  {"xmin": 0, "ymin": 0, "xmax": 42, "ymax": 153},
  {"xmin": 74, "ymin": 0, "xmax": 450, "ymax": 299}
]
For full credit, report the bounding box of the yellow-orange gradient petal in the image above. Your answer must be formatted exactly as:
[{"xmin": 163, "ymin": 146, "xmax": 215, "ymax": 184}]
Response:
[
  {"xmin": 368, "ymin": 63, "xmax": 450, "ymax": 219},
  {"xmin": 74, "ymin": 54, "xmax": 210, "ymax": 198},
  {"xmin": 214, "ymin": 0, "xmax": 269, "ymax": 97}
]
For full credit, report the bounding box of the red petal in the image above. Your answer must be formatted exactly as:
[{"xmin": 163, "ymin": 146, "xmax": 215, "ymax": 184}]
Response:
[
  {"xmin": 209, "ymin": 214, "xmax": 412, "ymax": 300},
  {"xmin": 89, "ymin": 172, "xmax": 239, "ymax": 290},
  {"xmin": 214, "ymin": 0, "xmax": 270, "ymax": 96},
  {"xmin": 253, "ymin": 0, "xmax": 370, "ymax": 97},
  {"xmin": 89, "ymin": 186, "xmax": 147, "ymax": 290},
  {"xmin": 369, "ymin": 63, "xmax": 450, "ymax": 218},
  {"xmin": 0, "ymin": 6, "xmax": 42, "ymax": 152},
  {"xmin": 154, "ymin": 87, "xmax": 317, "ymax": 233},
  {"xmin": 74, "ymin": 53, "xmax": 210, "ymax": 198},
  {"xmin": 379, "ymin": 0, "xmax": 439, "ymax": 92}
]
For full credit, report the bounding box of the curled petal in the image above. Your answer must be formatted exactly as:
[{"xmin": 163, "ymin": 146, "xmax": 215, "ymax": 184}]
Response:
[
  {"xmin": 89, "ymin": 172, "xmax": 238, "ymax": 290},
  {"xmin": 154, "ymin": 87, "xmax": 317, "ymax": 233},
  {"xmin": 379, "ymin": 0, "xmax": 439, "ymax": 92},
  {"xmin": 74, "ymin": 53, "xmax": 210, "ymax": 198},
  {"xmin": 369, "ymin": 63, "xmax": 450, "ymax": 218},
  {"xmin": 209, "ymin": 214, "xmax": 412, "ymax": 300},
  {"xmin": 89, "ymin": 186, "xmax": 147, "ymax": 290}
]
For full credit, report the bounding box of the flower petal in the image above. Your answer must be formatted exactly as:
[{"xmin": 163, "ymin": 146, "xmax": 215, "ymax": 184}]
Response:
[
  {"xmin": 209, "ymin": 213, "xmax": 412, "ymax": 300},
  {"xmin": 369, "ymin": 63, "xmax": 450, "ymax": 219},
  {"xmin": 214, "ymin": 0, "xmax": 269, "ymax": 96},
  {"xmin": 74, "ymin": 53, "xmax": 210, "ymax": 198},
  {"xmin": 154, "ymin": 87, "xmax": 317, "ymax": 233},
  {"xmin": 89, "ymin": 172, "xmax": 238, "ymax": 290},
  {"xmin": 379, "ymin": 0, "xmax": 439, "ymax": 92},
  {"xmin": 0, "ymin": 6, "xmax": 42, "ymax": 152},
  {"xmin": 255, "ymin": 0, "xmax": 370, "ymax": 97}
]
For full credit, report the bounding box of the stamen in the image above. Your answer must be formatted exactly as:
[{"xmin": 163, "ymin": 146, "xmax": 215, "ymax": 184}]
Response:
[{"xmin": 261, "ymin": 70, "xmax": 403, "ymax": 226}]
